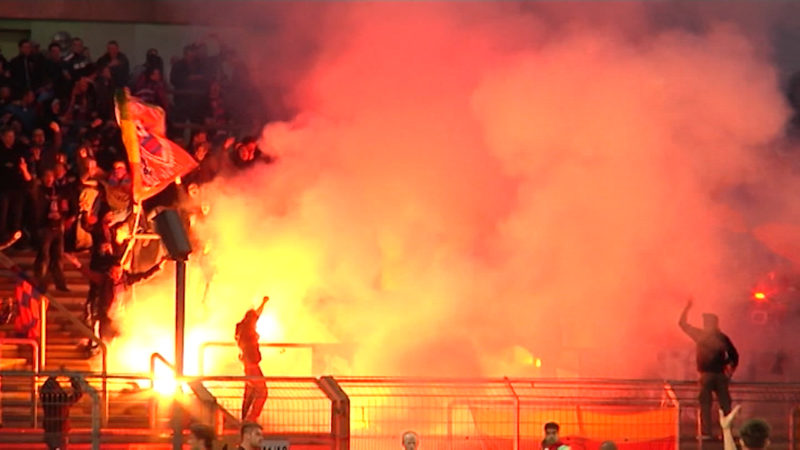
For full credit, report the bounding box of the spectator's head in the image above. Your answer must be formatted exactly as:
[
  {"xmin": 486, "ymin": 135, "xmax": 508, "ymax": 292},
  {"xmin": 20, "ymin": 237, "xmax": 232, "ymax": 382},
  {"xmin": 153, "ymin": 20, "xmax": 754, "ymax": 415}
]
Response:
[
  {"xmin": 402, "ymin": 431, "xmax": 419, "ymax": 450},
  {"xmin": 599, "ymin": 441, "xmax": 617, "ymax": 450},
  {"xmin": 183, "ymin": 44, "xmax": 197, "ymax": 62},
  {"xmin": 32, "ymin": 128, "xmax": 46, "ymax": 146},
  {"xmin": 702, "ymin": 313, "xmax": 719, "ymax": 331},
  {"xmin": 98, "ymin": 64, "xmax": 112, "ymax": 80},
  {"xmin": 41, "ymin": 169, "xmax": 56, "ymax": 187},
  {"xmin": 18, "ymin": 39, "xmax": 32, "ymax": 56},
  {"xmin": 740, "ymin": 419, "xmax": 770, "ymax": 450},
  {"xmin": 106, "ymin": 40, "xmax": 120, "ymax": 58},
  {"xmin": 543, "ymin": 422, "xmax": 560, "ymax": 445},
  {"xmin": 1, "ymin": 127, "xmax": 14, "ymax": 148},
  {"xmin": 243, "ymin": 309, "xmax": 258, "ymax": 325},
  {"xmin": 239, "ymin": 422, "xmax": 263, "ymax": 449},
  {"xmin": 21, "ymin": 90, "xmax": 35, "ymax": 105},
  {"xmin": 109, "ymin": 261, "xmax": 124, "ymax": 282},
  {"xmin": 188, "ymin": 423, "xmax": 215, "ymax": 450},
  {"xmin": 48, "ymin": 42, "xmax": 61, "ymax": 60},
  {"xmin": 146, "ymin": 66, "xmax": 162, "ymax": 83},
  {"xmin": 0, "ymin": 86, "xmax": 11, "ymax": 103},
  {"xmin": 54, "ymin": 162, "xmax": 67, "ymax": 179},
  {"xmin": 112, "ymin": 161, "xmax": 128, "ymax": 179},
  {"xmin": 71, "ymin": 37, "xmax": 84, "ymax": 55},
  {"xmin": 191, "ymin": 130, "xmax": 208, "ymax": 147},
  {"xmin": 49, "ymin": 99, "xmax": 62, "ymax": 115}
]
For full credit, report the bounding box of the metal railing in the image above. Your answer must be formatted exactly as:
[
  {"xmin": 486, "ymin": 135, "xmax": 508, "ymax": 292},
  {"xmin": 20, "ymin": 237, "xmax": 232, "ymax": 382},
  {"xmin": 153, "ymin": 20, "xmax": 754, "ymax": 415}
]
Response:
[
  {"xmin": 198, "ymin": 341, "xmax": 321, "ymax": 376},
  {"xmin": 0, "ymin": 338, "xmax": 39, "ymax": 426},
  {"xmin": 43, "ymin": 295, "xmax": 108, "ymax": 426},
  {"xmin": 149, "ymin": 352, "xmax": 176, "ymax": 429}
]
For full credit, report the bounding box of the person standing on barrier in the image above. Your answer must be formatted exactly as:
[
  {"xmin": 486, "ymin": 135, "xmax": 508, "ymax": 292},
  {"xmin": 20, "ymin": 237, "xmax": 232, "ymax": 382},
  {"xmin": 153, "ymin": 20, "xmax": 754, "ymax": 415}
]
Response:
[
  {"xmin": 236, "ymin": 296, "xmax": 269, "ymax": 422},
  {"xmin": 679, "ymin": 299, "xmax": 739, "ymax": 440},
  {"xmin": 40, "ymin": 375, "xmax": 83, "ymax": 450},
  {"xmin": 402, "ymin": 431, "xmax": 419, "ymax": 450},
  {"xmin": 542, "ymin": 422, "xmax": 570, "ymax": 450}
]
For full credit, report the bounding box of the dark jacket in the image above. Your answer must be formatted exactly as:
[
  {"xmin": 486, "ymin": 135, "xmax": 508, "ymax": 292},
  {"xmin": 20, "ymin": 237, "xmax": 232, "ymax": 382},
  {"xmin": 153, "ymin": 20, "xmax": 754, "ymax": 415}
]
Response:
[
  {"xmin": 0, "ymin": 142, "xmax": 29, "ymax": 191},
  {"xmin": 40, "ymin": 376, "xmax": 83, "ymax": 433},
  {"xmin": 34, "ymin": 183, "xmax": 70, "ymax": 229},
  {"xmin": 679, "ymin": 323, "xmax": 739, "ymax": 373},
  {"xmin": 80, "ymin": 262, "xmax": 162, "ymax": 313}
]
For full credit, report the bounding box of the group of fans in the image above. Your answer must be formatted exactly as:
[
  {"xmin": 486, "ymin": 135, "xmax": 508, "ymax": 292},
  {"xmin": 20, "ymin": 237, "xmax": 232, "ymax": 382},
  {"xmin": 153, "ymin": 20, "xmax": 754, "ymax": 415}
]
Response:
[{"xmin": 0, "ymin": 31, "xmax": 275, "ymax": 348}]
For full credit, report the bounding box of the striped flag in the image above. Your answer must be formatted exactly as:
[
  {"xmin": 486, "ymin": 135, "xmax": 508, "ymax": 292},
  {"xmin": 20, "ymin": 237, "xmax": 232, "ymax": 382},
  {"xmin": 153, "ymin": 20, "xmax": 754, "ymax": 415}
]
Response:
[
  {"xmin": 115, "ymin": 89, "xmax": 198, "ymax": 202},
  {"xmin": 13, "ymin": 275, "xmax": 44, "ymax": 339}
]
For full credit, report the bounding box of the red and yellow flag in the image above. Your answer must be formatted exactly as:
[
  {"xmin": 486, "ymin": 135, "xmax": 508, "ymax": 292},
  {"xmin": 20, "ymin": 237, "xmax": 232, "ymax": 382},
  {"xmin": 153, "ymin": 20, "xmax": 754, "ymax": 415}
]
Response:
[{"xmin": 115, "ymin": 89, "xmax": 198, "ymax": 202}]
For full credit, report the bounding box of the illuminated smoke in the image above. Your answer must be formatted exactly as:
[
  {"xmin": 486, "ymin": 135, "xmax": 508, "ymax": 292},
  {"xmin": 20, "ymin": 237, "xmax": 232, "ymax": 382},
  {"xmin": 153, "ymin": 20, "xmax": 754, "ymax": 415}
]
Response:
[{"xmin": 108, "ymin": 3, "xmax": 797, "ymax": 379}]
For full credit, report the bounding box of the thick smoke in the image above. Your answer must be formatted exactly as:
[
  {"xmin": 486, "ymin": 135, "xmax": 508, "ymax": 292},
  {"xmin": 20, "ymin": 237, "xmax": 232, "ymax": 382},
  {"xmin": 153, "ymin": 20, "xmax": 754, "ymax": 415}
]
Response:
[{"xmin": 109, "ymin": 3, "xmax": 800, "ymax": 379}]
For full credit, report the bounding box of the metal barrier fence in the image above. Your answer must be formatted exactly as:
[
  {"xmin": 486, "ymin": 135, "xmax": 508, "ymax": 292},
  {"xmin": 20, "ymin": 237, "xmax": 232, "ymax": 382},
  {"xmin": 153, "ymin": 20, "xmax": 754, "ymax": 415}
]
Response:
[
  {"xmin": 0, "ymin": 373, "xmax": 799, "ymax": 450},
  {"xmin": 335, "ymin": 378, "xmax": 680, "ymax": 450}
]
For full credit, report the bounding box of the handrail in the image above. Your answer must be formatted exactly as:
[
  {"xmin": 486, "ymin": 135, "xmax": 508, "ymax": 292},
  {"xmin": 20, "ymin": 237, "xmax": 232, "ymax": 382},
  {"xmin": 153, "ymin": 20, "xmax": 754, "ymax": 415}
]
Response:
[
  {"xmin": 66, "ymin": 373, "xmax": 100, "ymax": 450},
  {"xmin": 148, "ymin": 352, "xmax": 175, "ymax": 429},
  {"xmin": 38, "ymin": 297, "xmax": 47, "ymax": 370},
  {"xmin": 198, "ymin": 341, "xmax": 320, "ymax": 376},
  {"xmin": 149, "ymin": 352, "xmax": 176, "ymax": 388},
  {"xmin": 0, "ymin": 338, "xmax": 39, "ymax": 426},
  {"xmin": 44, "ymin": 296, "xmax": 108, "ymax": 426},
  {"xmin": 504, "ymin": 376, "xmax": 520, "ymax": 450}
]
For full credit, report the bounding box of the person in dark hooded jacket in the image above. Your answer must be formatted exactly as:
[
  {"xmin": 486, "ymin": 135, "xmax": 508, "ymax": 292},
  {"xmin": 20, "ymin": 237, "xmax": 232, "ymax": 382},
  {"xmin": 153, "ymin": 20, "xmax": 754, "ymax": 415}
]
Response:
[{"xmin": 40, "ymin": 375, "xmax": 83, "ymax": 449}]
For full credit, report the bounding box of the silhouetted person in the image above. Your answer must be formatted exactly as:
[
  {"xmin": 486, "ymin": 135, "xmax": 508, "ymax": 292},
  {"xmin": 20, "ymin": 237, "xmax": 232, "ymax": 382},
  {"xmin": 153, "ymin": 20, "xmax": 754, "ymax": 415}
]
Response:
[
  {"xmin": 64, "ymin": 253, "xmax": 165, "ymax": 345},
  {"xmin": 40, "ymin": 375, "xmax": 82, "ymax": 450},
  {"xmin": 679, "ymin": 299, "xmax": 739, "ymax": 439},
  {"xmin": 235, "ymin": 296, "xmax": 269, "ymax": 422},
  {"xmin": 542, "ymin": 422, "xmax": 570, "ymax": 450},
  {"xmin": 33, "ymin": 170, "xmax": 71, "ymax": 292}
]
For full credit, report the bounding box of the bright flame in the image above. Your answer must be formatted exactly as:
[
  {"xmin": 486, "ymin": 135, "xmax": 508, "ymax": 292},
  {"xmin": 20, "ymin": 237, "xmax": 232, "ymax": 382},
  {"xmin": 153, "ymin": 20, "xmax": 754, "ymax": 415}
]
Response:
[
  {"xmin": 753, "ymin": 292, "xmax": 767, "ymax": 302},
  {"xmin": 152, "ymin": 364, "xmax": 178, "ymax": 396}
]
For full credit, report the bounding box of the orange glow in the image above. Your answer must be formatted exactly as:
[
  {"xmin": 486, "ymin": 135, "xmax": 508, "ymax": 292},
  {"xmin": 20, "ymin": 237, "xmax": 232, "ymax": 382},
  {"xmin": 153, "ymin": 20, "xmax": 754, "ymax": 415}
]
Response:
[
  {"xmin": 99, "ymin": 2, "xmax": 792, "ymax": 383},
  {"xmin": 753, "ymin": 292, "xmax": 767, "ymax": 302}
]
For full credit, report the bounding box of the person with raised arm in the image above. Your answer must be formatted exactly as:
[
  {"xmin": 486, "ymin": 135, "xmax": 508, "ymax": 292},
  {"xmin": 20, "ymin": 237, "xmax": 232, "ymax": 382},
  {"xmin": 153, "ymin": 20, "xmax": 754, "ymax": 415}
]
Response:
[
  {"xmin": 235, "ymin": 296, "xmax": 269, "ymax": 422},
  {"xmin": 679, "ymin": 298, "xmax": 739, "ymax": 440}
]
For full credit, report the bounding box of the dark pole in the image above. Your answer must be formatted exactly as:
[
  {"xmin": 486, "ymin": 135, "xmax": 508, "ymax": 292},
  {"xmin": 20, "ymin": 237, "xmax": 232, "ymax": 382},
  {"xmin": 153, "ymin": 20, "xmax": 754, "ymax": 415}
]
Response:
[{"xmin": 172, "ymin": 259, "xmax": 186, "ymax": 450}]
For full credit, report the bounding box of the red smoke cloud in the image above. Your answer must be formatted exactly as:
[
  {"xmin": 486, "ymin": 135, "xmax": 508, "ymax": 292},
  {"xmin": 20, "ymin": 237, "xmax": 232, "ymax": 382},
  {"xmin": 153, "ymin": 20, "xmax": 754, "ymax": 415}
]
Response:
[{"xmin": 110, "ymin": 3, "xmax": 798, "ymax": 379}]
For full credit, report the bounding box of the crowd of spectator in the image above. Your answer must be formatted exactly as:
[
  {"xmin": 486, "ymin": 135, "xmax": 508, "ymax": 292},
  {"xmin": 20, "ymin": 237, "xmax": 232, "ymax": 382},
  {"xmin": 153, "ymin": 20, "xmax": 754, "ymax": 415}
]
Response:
[{"xmin": 0, "ymin": 32, "xmax": 273, "ymax": 321}]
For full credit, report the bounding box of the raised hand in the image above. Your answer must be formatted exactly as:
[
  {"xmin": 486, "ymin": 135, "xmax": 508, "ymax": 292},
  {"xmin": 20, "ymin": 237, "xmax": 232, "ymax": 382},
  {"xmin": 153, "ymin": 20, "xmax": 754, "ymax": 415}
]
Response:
[{"xmin": 720, "ymin": 405, "xmax": 741, "ymax": 430}]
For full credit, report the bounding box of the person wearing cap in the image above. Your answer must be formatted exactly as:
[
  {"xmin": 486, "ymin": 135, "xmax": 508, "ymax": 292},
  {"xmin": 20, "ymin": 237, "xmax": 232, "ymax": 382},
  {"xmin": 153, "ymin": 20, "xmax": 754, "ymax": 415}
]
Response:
[
  {"xmin": 679, "ymin": 299, "xmax": 739, "ymax": 440},
  {"xmin": 235, "ymin": 296, "xmax": 270, "ymax": 421}
]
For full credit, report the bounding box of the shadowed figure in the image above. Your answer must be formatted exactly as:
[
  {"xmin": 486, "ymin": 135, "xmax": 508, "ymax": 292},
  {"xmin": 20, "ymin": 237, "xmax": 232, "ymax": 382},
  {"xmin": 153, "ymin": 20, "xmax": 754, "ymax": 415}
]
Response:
[
  {"xmin": 39, "ymin": 375, "xmax": 83, "ymax": 450},
  {"xmin": 236, "ymin": 296, "xmax": 269, "ymax": 422},
  {"xmin": 679, "ymin": 299, "xmax": 739, "ymax": 439}
]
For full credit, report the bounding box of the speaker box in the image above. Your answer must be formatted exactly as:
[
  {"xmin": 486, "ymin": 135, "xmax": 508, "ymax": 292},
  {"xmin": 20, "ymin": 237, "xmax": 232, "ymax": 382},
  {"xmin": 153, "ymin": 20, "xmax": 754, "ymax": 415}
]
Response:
[{"xmin": 154, "ymin": 209, "xmax": 193, "ymax": 260}]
